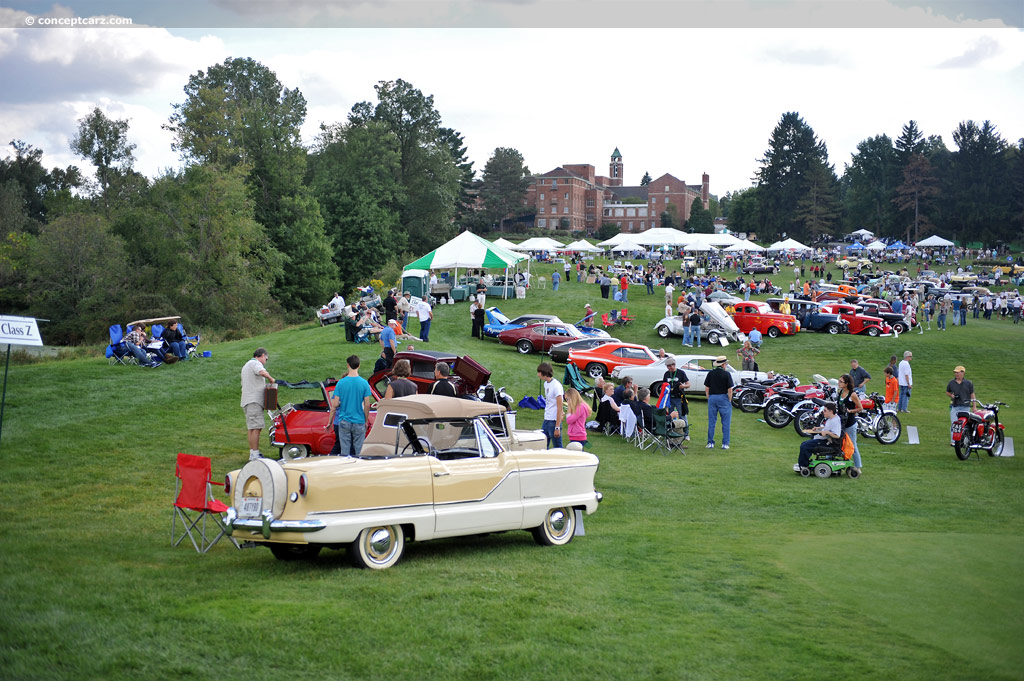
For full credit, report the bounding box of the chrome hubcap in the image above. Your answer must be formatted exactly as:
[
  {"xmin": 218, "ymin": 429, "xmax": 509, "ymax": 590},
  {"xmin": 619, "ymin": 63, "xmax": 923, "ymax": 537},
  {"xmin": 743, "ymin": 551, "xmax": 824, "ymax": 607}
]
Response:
[
  {"xmin": 548, "ymin": 510, "xmax": 568, "ymax": 536},
  {"xmin": 368, "ymin": 528, "xmax": 393, "ymax": 559}
]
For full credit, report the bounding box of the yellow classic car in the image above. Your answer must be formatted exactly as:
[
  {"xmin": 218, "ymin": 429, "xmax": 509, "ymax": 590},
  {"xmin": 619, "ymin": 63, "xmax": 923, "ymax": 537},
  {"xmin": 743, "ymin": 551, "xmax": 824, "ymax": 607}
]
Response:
[{"xmin": 225, "ymin": 396, "xmax": 603, "ymax": 569}]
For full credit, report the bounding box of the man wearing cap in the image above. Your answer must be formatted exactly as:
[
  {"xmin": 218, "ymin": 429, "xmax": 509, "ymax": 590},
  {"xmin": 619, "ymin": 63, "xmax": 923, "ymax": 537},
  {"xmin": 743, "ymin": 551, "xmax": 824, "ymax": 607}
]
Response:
[
  {"xmin": 946, "ymin": 366, "xmax": 975, "ymax": 445},
  {"xmin": 662, "ymin": 358, "xmax": 691, "ymax": 440},
  {"xmin": 380, "ymin": 318, "xmax": 398, "ymax": 369},
  {"xmin": 897, "ymin": 350, "xmax": 913, "ymax": 413},
  {"xmin": 704, "ymin": 355, "xmax": 734, "ymax": 449},
  {"xmin": 397, "ymin": 292, "xmax": 412, "ymax": 331}
]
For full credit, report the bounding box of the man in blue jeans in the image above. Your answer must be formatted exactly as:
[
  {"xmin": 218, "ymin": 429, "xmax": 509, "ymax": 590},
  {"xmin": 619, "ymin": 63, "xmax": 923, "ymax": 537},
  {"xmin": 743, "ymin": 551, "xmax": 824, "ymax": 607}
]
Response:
[
  {"xmin": 704, "ymin": 355, "xmax": 734, "ymax": 449},
  {"xmin": 329, "ymin": 355, "xmax": 372, "ymax": 456},
  {"xmin": 537, "ymin": 362, "xmax": 564, "ymax": 448}
]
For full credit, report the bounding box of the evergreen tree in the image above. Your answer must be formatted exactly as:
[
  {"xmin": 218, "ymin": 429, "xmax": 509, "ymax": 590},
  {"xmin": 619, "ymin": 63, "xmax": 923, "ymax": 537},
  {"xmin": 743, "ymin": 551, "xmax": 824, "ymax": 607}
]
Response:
[
  {"xmin": 793, "ymin": 158, "xmax": 841, "ymax": 238},
  {"xmin": 947, "ymin": 120, "xmax": 1011, "ymax": 243},
  {"xmin": 755, "ymin": 112, "xmax": 831, "ymax": 240},
  {"xmin": 480, "ymin": 147, "xmax": 531, "ymax": 231},
  {"xmin": 843, "ymin": 135, "xmax": 898, "ymax": 237},
  {"xmin": 892, "ymin": 153, "xmax": 939, "ymax": 243},
  {"xmin": 597, "ymin": 223, "xmax": 619, "ymax": 240},
  {"xmin": 894, "ymin": 120, "xmax": 925, "ymax": 165}
]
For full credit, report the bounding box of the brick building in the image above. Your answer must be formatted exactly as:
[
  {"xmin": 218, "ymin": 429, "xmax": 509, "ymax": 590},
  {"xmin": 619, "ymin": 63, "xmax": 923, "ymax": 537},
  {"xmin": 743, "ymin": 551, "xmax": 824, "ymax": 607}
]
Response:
[{"xmin": 522, "ymin": 149, "xmax": 709, "ymax": 235}]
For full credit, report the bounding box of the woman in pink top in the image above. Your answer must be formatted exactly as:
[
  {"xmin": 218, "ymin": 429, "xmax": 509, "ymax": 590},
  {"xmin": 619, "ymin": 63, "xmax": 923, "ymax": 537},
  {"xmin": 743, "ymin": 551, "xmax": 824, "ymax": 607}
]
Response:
[{"xmin": 565, "ymin": 388, "xmax": 591, "ymax": 449}]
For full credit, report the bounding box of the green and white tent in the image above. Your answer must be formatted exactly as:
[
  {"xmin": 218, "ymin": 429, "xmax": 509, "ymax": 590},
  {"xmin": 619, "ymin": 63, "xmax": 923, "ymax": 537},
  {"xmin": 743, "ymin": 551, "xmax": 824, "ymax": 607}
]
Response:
[{"xmin": 404, "ymin": 230, "xmax": 526, "ymax": 271}]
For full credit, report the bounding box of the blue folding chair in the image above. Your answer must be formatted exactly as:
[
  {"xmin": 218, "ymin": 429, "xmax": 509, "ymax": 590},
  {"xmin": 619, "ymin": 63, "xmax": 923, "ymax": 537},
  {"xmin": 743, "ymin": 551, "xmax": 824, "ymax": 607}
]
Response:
[{"xmin": 106, "ymin": 324, "xmax": 136, "ymax": 366}]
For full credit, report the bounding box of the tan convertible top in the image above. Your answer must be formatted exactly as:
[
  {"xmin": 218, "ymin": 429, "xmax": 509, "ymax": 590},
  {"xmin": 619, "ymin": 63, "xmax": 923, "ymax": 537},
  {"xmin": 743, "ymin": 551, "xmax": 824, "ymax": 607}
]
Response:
[{"xmin": 364, "ymin": 396, "xmax": 507, "ymax": 446}]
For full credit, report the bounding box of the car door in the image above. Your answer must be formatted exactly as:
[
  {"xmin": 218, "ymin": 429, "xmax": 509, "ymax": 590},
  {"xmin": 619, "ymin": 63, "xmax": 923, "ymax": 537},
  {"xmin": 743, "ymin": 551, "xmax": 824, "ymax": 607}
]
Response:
[{"xmin": 430, "ymin": 420, "xmax": 522, "ymax": 537}]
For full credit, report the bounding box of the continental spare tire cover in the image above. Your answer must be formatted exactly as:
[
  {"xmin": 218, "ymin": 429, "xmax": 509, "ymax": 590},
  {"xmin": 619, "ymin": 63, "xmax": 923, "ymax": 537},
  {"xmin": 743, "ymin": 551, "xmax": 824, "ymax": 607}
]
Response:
[{"xmin": 234, "ymin": 458, "xmax": 288, "ymax": 519}]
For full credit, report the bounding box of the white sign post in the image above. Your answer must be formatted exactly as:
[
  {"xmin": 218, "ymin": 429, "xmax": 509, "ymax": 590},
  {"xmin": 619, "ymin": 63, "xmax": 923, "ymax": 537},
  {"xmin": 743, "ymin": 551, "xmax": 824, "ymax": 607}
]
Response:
[{"xmin": 0, "ymin": 315, "xmax": 44, "ymax": 447}]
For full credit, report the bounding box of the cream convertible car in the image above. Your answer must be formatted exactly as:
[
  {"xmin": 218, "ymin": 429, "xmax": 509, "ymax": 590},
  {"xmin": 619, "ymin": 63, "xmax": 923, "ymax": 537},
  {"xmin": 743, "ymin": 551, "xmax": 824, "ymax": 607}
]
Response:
[{"xmin": 225, "ymin": 396, "xmax": 603, "ymax": 569}]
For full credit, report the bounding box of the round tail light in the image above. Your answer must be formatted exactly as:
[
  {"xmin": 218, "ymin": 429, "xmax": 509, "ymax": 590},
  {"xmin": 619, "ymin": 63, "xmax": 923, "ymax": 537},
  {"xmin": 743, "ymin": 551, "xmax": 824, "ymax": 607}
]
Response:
[
  {"xmin": 298, "ymin": 474, "xmax": 308, "ymax": 497},
  {"xmin": 224, "ymin": 474, "xmax": 231, "ymax": 494}
]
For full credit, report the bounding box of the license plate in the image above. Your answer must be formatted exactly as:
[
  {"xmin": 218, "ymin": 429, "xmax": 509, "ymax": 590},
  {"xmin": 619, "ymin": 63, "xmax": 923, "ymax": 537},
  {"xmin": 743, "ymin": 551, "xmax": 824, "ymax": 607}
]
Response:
[{"xmin": 240, "ymin": 496, "xmax": 262, "ymax": 517}]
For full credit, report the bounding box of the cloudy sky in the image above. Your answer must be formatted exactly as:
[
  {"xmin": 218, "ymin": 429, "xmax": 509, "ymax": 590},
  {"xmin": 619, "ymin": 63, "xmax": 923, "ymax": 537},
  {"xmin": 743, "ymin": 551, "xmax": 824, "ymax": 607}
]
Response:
[{"xmin": 1, "ymin": 0, "xmax": 1022, "ymax": 196}]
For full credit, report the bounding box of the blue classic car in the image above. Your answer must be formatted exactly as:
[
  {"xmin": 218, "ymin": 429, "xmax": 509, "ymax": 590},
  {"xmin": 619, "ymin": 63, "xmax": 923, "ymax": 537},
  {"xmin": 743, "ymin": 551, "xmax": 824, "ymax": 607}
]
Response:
[
  {"xmin": 765, "ymin": 298, "xmax": 848, "ymax": 334},
  {"xmin": 483, "ymin": 308, "xmax": 609, "ymax": 339}
]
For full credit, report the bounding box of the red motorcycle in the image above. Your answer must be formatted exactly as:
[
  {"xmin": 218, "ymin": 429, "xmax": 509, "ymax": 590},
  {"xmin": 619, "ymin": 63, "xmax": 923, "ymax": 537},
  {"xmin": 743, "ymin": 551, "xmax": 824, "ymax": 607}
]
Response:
[{"xmin": 952, "ymin": 400, "xmax": 1008, "ymax": 460}]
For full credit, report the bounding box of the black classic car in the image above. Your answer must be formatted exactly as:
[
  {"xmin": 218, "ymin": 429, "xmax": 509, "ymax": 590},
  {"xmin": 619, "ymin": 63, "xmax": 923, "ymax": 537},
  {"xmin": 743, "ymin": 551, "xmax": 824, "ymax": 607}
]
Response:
[{"xmin": 765, "ymin": 298, "xmax": 848, "ymax": 334}]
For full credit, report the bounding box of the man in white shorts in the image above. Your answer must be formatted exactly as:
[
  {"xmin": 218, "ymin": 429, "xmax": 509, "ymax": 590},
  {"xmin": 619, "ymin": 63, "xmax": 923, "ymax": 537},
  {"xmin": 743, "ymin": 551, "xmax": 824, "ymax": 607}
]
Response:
[{"xmin": 241, "ymin": 348, "xmax": 275, "ymax": 460}]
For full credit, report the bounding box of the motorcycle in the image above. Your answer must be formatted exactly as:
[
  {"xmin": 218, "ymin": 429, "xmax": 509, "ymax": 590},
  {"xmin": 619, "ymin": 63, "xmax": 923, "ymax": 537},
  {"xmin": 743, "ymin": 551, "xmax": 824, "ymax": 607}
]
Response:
[
  {"xmin": 733, "ymin": 373, "xmax": 800, "ymax": 413},
  {"xmin": 952, "ymin": 400, "xmax": 1008, "ymax": 460},
  {"xmin": 763, "ymin": 376, "xmax": 835, "ymax": 429},
  {"xmin": 793, "ymin": 390, "xmax": 901, "ymax": 444}
]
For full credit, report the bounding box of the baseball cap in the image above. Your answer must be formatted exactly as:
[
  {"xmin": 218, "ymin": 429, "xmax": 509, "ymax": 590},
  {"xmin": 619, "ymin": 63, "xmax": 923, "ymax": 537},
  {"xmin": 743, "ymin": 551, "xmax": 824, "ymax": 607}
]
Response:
[{"xmin": 954, "ymin": 365, "xmax": 966, "ymax": 372}]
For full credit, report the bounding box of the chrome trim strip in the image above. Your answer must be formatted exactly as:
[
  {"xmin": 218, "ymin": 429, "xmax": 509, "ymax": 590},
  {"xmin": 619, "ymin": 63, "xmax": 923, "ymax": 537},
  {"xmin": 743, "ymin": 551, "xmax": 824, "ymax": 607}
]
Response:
[{"xmin": 229, "ymin": 515, "xmax": 326, "ymax": 533}]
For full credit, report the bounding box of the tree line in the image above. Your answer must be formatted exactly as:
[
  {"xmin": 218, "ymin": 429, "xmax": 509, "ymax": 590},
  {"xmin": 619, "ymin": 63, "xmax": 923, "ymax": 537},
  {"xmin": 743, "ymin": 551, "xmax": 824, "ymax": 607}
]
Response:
[
  {"xmin": 721, "ymin": 112, "xmax": 1024, "ymax": 246},
  {"xmin": 2, "ymin": 60, "xmax": 1019, "ymax": 345}
]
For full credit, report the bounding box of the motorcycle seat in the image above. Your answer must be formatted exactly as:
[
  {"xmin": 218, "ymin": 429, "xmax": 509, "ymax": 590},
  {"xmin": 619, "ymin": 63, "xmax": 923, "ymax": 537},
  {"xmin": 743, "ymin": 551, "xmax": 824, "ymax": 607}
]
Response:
[{"xmin": 779, "ymin": 390, "xmax": 803, "ymax": 399}]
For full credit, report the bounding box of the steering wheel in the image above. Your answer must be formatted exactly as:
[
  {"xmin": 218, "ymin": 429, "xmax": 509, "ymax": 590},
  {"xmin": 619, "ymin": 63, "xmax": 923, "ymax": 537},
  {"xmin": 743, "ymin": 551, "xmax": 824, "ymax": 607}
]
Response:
[{"xmin": 400, "ymin": 436, "xmax": 435, "ymax": 456}]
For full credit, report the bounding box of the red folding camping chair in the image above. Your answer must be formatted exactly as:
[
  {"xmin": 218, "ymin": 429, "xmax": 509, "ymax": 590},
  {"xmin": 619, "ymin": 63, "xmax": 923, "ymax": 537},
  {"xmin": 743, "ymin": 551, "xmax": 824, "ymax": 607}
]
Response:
[
  {"xmin": 619, "ymin": 309, "xmax": 636, "ymax": 325},
  {"xmin": 600, "ymin": 313, "xmax": 616, "ymax": 329},
  {"xmin": 172, "ymin": 453, "xmax": 239, "ymax": 554}
]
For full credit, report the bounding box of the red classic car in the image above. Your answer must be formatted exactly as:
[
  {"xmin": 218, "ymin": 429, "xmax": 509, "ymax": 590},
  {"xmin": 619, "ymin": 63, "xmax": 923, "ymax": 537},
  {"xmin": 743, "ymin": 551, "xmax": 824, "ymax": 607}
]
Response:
[
  {"xmin": 863, "ymin": 298, "xmax": 915, "ymax": 334},
  {"xmin": 368, "ymin": 350, "xmax": 491, "ymax": 399},
  {"xmin": 497, "ymin": 322, "xmax": 585, "ymax": 354},
  {"xmin": 269, "ymin": 350, "xmax": 492, "ymax": 460},
  {"xmin": 568, "ymin": 342, "xmax": 658, "ymax": 378},
  {"xmin": 729, "ymin": 301, "xmax": 800, "ymax": 338},
  {"xmin": 819, "ymin": 303, "xmax": 890, "ymax": 336}
]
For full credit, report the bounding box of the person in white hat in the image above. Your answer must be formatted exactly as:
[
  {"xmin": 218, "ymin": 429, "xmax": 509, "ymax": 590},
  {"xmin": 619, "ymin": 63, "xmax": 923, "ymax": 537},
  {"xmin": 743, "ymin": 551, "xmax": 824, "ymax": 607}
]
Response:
[{"xmin": 705, "ymin": 356, "xmax": 734, "ymax": 450}]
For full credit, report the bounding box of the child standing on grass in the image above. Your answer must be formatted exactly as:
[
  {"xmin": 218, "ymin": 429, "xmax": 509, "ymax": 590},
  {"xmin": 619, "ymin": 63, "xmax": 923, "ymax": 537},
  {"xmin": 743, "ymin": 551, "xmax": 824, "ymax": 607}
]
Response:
[
  {"xmin": 884, "ymin": 366, "xmax": 899, "ymax": 412},
  {"xmin": 565, "ymin": 388, "xmax": 591, "ymax": 449}
]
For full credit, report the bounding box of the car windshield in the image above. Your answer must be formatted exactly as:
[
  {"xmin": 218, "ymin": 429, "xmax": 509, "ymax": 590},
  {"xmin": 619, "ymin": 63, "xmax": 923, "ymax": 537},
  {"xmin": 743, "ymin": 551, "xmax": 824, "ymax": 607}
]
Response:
[{"xmin": 400, "ymin": 418, "xmax": 502, "ymax": 460}]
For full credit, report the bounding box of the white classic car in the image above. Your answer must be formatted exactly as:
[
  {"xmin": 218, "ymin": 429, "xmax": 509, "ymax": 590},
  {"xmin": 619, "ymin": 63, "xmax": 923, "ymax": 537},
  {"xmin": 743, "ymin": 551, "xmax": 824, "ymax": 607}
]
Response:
[
  {"xmin": 225, "ymin": 396, "xmax": 602, "ymax": 569},
  {"xmin": 612, "ymin": 353, "xmax": 770, "ymax": 395},
  {"xmin": 653, "ymin": 301, "xmax": 747, "ymax": 346}
]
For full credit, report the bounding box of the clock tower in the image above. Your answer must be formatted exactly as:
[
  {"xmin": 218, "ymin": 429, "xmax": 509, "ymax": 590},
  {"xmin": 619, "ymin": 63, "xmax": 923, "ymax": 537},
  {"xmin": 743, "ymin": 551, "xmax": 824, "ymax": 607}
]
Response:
[{"xmin": 609, "ymin": 147, "xmax": 623, "ymax": 187}]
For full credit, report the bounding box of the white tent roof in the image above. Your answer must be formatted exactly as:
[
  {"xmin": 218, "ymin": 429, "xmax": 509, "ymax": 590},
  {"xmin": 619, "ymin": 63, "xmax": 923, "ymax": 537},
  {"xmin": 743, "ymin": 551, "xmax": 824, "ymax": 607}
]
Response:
[
  {"xmin": 690, "ymin": 232, "xmax": 742, "ymax": 247},
  {"xmin": 865, "ymin": 240, "xmax": 886, "ymax": 251},
  {"xmin": 917, "ymin": 235, "xmax": 954, "ymax": 247},
  {"xmin": 511, "ymin": 237, "xmax": 564, "ymax": 251},
  {"xmin": 851, "ymin": 228, "xmax": 874, "ymax": 237},
  {"xmin": 404, "ymin": 230, "xmax": 526, "ymax": 270},
  {"xmin": 766, "ymin": 238, "xmax": 812, "ymax": 252},
  {"xmin": 724, "ymin": 241, "xmax": 766, "ymax": 252},
  {"xmin": 610, "ymin": 239, "xmax": 645, "ymax": 252},
  {"xmin": 491, "ymin": 237, "xmax": 519, "ymax": 250},
  {"xmin": 684, "ymin": 242, "xmax": 719, "ymax": 252},
  {"xmin": 632, "ymin": 228, "xmax": 691, "ymax": 246},
  {"xmin": 597, "ymin": 233, "xmax": 633, "ymax": 247},
  {"xmin": 564, "ymin": 239, "xmax": 602, "ymax": 252}
]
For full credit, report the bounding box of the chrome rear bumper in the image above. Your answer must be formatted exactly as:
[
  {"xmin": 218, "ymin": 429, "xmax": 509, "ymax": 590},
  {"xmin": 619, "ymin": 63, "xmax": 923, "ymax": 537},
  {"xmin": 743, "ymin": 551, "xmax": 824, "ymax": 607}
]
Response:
[{"xmin": 226, "ymin": 508, "xmax": 326, "ymax": 539}]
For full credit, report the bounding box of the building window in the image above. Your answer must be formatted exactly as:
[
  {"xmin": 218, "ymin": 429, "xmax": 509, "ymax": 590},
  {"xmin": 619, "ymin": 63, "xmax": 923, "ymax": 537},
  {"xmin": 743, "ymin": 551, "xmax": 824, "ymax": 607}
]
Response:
[
  {"xmin": 616, "ymin": 221, "xmax": 622, "ymax": 228},
  {"xmin": 563, "ymin": 192, "xmax": 569, "ymax": 200},
  {"xmin": 640, "ymin": 221, "xmax": 645, "ymax": 229},
  {"xmin": 539, "ymin": 206, "xmax": 545, "ymax": 213},
  {"xmin": 614, "ymin": 208, "xmax": 624, "ymax": 217},
  {"xmin": 540, "ymin": 193, "xmax": 545, "ymax": 201},
  {"xmin": 650, "ymin": 198, "xmax": 656, "ymax": 205},
  {"xmin": 563, "ymin": 206, "xmax": 568, "ymax": 213},
  {"xmin": 626, "ymin": 208, "xmax": 635, "ymax": 217},
  {"xmin": 538, "ymin": 218, "xmax": 546, "ymax": 228},
  {"xmin": 586, "ymin": 213, "xmax": 595, "ymax": 221},
  {"xmin": 628, "ymin": 222, "xmax": 634, "ymax": 231},
  {"xmin": 664, "ymin": 197, "xmax": 669, "ymax": 203},
  {"xmin": 664, "ymin": 185, "xmax": 669, "ymax": 191},
  {"xmin": 551, "ymin": 179, "xmax": 557, "ymax": 187},
  {"xmin": 640, "ymin": 207, "xmax": 647, "ymax": 216}
]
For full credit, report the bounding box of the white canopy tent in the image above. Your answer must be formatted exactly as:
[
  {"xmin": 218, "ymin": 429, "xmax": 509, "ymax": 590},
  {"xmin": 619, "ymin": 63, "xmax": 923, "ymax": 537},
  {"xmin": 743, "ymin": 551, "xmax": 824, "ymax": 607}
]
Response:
[
  {"xmin": 689, "ymin": 232, "xmax": 742, "ymax": 248},
  {"xmin": 724, "ymin": 241, "xmax": 766, "ymax": 252},
  {"xmin": 491, "ymin": 237, "xmax": 519, "ymax": 251},
  {"xmin": 851, "ymin": 228, "xmax": 874, "ymax": 239},
  {"xmin": 610, "ymin": 239, "xmax": 645, "ymax": 253},
  {"xmin": 564, "ymin": 239, "xmax": 602, "ymax": 253},
  {"xmin": 917, "ymin": 235, "xmax": 954, "ymax": 247},
  {"xmin": 865, "ymin": 240, "xmax": 886, "ymax": 251},
  {"xmin": 766, "ymin": 238, "xmax": 812, "ymax": 252},
  {"xmin": 597, "ymin": 232, "xmax": 634, "ymax": 247},
  {"xmin": 632, "ymin": 227, "xmax": 690, "ymax": 246},
  {"xmin": 511, "ymin": 236, "xmax": 565, "ymax": 251},
  {"xmin": 684, "ymin": 243, "xmax": 719, "ymax": 252}
]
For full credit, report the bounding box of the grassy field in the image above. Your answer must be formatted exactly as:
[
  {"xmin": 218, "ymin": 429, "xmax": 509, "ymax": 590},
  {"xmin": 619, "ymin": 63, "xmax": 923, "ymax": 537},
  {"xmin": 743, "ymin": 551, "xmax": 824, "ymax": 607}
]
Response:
[{"xmin": 1, "ymin": 257, "xmax": 1022, "ymax": 681}]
